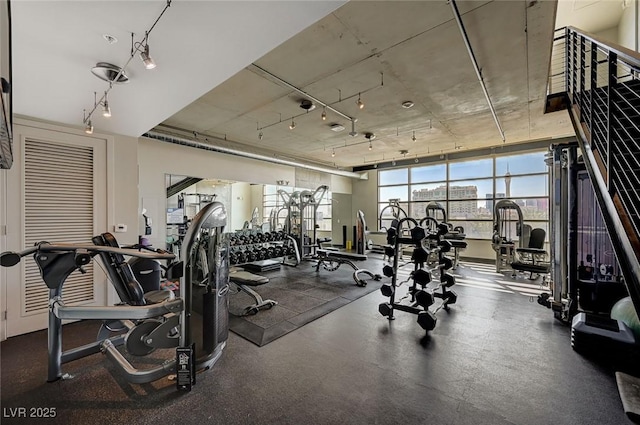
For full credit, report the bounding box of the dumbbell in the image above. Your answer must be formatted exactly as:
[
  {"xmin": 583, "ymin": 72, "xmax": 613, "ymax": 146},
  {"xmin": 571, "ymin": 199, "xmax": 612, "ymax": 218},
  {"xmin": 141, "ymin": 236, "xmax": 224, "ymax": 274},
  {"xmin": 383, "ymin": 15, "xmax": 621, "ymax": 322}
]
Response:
[
  {"xmin": 266, "ymin": 246, "xmax": 275, "ymax": 258},
  {"xmin": 417, "ymin": 310, "xmax": 437, "ymax": 331},
  {"xmin": 412, "ymin": 268, "xmax": 431, "ymax": 286},
  {"xmin": 415, "ymin": 290, "xmax": 434, "ymax": 309},
  {"xmin": 245, "ymin": 249, "xmax": 256, "ymax": 263},
  {"xmin": 382, "ymin": 265, "xmax": 395, "ymax": 278},
  {"xmin": 411, "ymin": 247, "xmax": 429, "ymax": 265},
  {"xmin": 438, "ymin": 239, "xmax": 452, "ymax": 253},
  {"xmin": 229, "ymin": 252, "xmax": 238, "ymax": 265},
  {"xmin": 410, "ymin": 226, "xmax": 426, "ymax": 243},
  {"xmin": 440, "ymin": 272, "xmax": 455, "ymax": 287},
  {"xmin": 236, "ymin": 251, "xmax": 247, "ymax": 264},
  {"xmin": 378, "ymin": 302, "xmax": 393, "ymax": 318},
  {"xmin": 384, "ymin": 245, "xmax": 395, "ymax": 259},
  {"xmin": 386, "ymin": 227, "xmax": 397, "ymax": 245},
  {"xmin": 380, "ymin": 283, "xmax": 394, "ymax": 297},
  {"xmin": 439, "ymin": 256, "xmax": 453, "ymax": 271}
]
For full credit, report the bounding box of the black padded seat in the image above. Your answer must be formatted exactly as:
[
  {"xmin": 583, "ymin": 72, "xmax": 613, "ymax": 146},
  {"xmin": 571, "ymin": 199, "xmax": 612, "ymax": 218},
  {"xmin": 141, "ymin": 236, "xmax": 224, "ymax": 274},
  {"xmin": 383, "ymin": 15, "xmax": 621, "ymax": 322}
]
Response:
[
  {"xmin": 317, "ymin": 249, "xmax": 367, "ymax": 261},
  {"xmin": 229, "ymin": 270, "xmax": 275, "ymax": 315},
  {"xmin": 511, "ymin": 261, "xmax": 551, "ymax": 275},
  {"xmin": 229, "ymin": 271, "xmax": 269, "ymax": 287},
  {"xmin": 92, "ymin": 232, "xmax": 173, "ymax": 306},
  {"xmin": 447, "ymin": 240, "xmax": 468, "ymax": 249}
]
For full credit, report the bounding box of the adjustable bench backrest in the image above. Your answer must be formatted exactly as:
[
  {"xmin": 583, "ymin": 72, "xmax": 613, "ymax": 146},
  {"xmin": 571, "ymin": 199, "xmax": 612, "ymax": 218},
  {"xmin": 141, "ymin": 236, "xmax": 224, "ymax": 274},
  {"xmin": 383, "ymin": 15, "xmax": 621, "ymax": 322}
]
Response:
[{"xmin": 92, "ymin": 233, "xmax": 146, "ymax": 306}]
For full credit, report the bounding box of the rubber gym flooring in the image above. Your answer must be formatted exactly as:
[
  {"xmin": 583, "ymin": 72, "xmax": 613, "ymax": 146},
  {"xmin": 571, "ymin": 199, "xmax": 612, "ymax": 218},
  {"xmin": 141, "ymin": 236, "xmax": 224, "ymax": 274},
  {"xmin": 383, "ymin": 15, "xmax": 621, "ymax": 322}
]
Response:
[{"xmin": 0, "ymin": 256, "xmax": 631, "ymax": 425}]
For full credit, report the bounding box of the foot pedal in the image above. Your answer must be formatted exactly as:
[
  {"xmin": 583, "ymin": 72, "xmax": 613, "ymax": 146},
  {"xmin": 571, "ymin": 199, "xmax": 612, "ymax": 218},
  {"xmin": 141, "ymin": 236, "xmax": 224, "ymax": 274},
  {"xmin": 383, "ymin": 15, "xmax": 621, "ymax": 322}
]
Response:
[{"xmin": 176, "ymin": 343, "xmax": 196, "ymax": 391}]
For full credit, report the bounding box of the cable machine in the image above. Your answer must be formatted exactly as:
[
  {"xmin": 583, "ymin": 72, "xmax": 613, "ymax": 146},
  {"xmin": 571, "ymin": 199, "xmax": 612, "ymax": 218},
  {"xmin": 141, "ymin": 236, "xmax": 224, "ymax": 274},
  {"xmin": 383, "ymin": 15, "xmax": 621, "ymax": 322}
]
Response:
[
  {"xmin": 277, "ymin": 185, "xmax": 328, "ymax": 259},
  {"xmin": 491, "ymin": 199, "xmax": 525, "ymax": 272},
  {"xmin": 378, "ymin": 198, "xmax": 408, "ymax": 231}
]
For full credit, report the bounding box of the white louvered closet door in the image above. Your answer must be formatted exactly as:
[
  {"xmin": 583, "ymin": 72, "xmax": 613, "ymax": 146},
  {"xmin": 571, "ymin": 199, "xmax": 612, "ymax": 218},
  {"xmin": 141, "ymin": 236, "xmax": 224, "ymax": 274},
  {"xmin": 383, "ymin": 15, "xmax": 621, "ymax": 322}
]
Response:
[{"xmin": 6, "ymin": 127, "xmax": 107, "ymax": 337}]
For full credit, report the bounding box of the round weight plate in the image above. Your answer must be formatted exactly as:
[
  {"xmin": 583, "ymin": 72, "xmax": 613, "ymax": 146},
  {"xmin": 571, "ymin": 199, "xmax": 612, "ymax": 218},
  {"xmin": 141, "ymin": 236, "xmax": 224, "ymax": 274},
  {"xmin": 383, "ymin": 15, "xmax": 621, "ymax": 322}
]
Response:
[{"xmin": 125, "ymin": 319, "xmax": 162, "ymax": 356}]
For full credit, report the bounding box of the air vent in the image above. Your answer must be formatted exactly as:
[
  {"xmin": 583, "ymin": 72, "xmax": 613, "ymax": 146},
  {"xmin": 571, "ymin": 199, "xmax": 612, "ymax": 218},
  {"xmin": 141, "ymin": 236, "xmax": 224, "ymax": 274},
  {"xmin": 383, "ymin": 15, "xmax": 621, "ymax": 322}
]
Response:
[{"xmin": 330, "ymin": 124, "xmax": 345, "ymax": 132}]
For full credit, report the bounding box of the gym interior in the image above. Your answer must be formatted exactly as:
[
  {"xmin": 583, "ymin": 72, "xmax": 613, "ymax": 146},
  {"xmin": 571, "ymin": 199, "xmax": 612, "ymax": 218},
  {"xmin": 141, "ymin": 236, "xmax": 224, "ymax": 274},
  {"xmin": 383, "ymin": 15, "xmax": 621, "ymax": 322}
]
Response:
[{"xmin": 0, "ymin": 1, "xmax": 639, "ymax": 424}]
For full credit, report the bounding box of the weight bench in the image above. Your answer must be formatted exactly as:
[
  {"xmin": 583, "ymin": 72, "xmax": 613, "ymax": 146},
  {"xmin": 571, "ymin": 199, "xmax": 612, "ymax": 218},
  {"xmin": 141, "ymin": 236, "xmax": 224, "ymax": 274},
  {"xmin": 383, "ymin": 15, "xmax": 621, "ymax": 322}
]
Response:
[
  {"xmin": 315, "ymin": 249, "xmax": 382, "ymax": 287},
  {"xmin": 229, "ymin": 270, "xmax": 277, "ymax": 316}
]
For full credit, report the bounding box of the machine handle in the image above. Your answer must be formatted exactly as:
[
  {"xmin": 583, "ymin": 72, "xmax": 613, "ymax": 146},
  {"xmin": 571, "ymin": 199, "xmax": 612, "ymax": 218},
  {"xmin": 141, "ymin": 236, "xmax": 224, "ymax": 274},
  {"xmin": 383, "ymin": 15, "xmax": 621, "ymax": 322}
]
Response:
[{"xmin": 0, "ymin": 246, "xmax": 39, "ymax": 267}]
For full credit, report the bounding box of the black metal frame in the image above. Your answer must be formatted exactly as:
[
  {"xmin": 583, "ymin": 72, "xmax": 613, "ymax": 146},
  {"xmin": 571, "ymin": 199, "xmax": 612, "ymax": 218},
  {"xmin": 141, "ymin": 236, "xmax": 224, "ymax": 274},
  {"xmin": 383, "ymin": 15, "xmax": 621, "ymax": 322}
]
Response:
[{"xmin": 558, "ymin": 26, "xmax": 640, "ymax": 314}]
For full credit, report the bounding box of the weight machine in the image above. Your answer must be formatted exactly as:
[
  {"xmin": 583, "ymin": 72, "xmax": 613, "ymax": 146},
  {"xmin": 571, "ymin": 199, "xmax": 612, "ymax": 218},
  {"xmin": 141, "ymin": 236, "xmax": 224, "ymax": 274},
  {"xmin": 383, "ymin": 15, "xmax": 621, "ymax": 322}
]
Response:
[
  {"xmin": 491, "ymin": 199, "xmax": 526, "ymax": 272},
  {"xmin": 0, "ymin": 202, "xmax": 230, "ymax": 390},
  {"xmin": 538, "ymin": 144, "xmax": 626, "ymax": 323},
  {"xmin": 278, "ymin": 185, "xmax": 328, "ymax": 259},
  {"xmin": 378, "ymin": 198, "xmax": 408, "ymax": 231}
]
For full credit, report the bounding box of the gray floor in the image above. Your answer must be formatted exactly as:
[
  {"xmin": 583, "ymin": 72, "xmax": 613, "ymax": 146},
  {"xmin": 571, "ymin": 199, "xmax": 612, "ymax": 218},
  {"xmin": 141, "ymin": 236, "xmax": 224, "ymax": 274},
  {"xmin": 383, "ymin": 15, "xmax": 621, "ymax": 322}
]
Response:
[{"xmin": 0, "ymin": 261, "xmax": 631, "ymax": 425}]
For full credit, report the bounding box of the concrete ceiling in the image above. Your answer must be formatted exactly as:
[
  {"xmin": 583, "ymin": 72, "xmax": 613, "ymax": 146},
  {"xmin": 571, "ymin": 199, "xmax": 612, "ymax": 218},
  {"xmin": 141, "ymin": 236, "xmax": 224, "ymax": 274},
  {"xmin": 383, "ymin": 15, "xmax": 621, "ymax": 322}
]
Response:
[
  {"xmin": 11, "ymin": 0, "xmax": 345, "ymax": 137},
  {"xmin": 13, "ymin": 1, "xmax": 622, "ymax": 171},
  {"xmin": 159, "ymin": 0, "xmax": 576, "ymax": 169}
]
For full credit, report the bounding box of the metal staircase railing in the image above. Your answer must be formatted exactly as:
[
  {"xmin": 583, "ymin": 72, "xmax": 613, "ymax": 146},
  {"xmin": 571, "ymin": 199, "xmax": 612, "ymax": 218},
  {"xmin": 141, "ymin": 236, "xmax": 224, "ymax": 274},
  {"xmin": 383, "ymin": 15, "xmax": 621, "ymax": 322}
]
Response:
[
  {"xmin": 552, "ymin": 26, "xmax": 640, "ymax": 314},
  {"xmin": 167, "ymin": 177, "xmax": 203, "ymax": 198}
]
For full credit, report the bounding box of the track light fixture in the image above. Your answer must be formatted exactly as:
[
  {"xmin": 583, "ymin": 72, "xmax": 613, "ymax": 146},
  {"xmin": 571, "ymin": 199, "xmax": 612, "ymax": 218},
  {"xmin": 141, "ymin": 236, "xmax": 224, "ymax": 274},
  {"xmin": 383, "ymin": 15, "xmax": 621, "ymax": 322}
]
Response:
[
  {"xmin": 289, "ymin": 118, "xmax": 296, "ymax": 130},
  {"xmin": 332, "ymin": 148, "xmax": 336, "ymax": 157},
  {"xmin": 356, "ymin": 93, "xmax": 364, "ymax": 109},
  {"xmin": 412, "ymin": 131, "xmax": 416, "ymax": 142},
  {"xmin": 102, "ymin": 91, "xmax": 111, "ymax": 117},
  {"xmin": 139, "ymin": 40, "xmax": 156, "ymax": 70},
  {"xmin": 321, "ymin": 107, "xmax": 327, "ymax": 121},
  {"xmin": 368, "ymin": 142, "xmax": 372, "ymax": 151},
  {"xmin": 258, "ymin": 131, "xmax": 263, "ymax": 140},
  {"xmin": 80, "ymin": 0, "xmax": 171, "ymax": 132}
]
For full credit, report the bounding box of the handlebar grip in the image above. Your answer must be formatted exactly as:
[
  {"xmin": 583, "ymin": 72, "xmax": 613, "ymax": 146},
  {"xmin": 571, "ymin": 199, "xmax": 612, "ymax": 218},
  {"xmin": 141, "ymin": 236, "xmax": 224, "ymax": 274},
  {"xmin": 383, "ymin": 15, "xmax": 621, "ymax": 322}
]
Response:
[{"xmin": 0, "ymin": 245, "xmax": 39, "ymax": 267}]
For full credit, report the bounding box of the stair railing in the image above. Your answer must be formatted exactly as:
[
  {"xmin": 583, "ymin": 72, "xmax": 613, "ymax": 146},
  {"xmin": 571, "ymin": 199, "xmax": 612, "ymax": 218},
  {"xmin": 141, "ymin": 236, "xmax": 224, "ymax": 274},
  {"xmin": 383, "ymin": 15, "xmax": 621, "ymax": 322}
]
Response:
[{"xmin": 559, "ymin": 26, "xmax": 640, "ymax": 314}]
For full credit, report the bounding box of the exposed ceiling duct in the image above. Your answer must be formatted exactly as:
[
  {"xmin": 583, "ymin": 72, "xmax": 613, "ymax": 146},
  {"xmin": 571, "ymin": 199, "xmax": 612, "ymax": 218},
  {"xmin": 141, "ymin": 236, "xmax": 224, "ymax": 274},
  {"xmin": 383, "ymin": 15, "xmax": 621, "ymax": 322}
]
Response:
[{"xmin": 143, "ymin": 131, "xmax": 368, "ymax": 180}]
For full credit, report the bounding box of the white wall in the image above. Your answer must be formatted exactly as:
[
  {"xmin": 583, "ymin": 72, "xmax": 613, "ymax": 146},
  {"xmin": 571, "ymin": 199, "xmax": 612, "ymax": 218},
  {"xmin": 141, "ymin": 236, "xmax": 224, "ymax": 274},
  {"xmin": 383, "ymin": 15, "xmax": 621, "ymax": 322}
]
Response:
[
  {"xmin": 138, "ymin": 137, "xmax": 297, "ymax": 246},
  {"xmin": 619, "ymin": 0, "xmax": 639, "ymax": 51},
  {"xmin": 595, "ymin": 26, "xmax": 619, "ymax": 44},
  {"xmin": 230, "ymin": 182, "xmax": 252, "ymax": 231}
]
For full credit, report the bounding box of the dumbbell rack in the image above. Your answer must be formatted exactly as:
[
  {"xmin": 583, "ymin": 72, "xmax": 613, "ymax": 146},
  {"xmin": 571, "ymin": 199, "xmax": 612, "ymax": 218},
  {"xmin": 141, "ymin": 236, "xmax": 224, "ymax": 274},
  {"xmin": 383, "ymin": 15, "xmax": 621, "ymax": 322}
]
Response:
[
  {"xmin": 228, "ymin": 230, "xmax": 297, "ymax": 267},
  {"xmin": 378, "ymin": 217, "xmax": 458, "ymax": 332}
]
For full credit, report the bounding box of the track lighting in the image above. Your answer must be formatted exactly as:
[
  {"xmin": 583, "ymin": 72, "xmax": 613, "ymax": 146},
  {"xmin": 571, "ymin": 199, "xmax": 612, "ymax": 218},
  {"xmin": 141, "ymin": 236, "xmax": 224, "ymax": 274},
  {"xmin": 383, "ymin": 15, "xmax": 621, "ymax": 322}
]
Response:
[
  {"xmin": 139, "ymin": 43, "xmax": 156, "ymax": 70},
  {"xmin": 332, "ymin": 149, "xmax": 335, "ymax": 157},
  {"xmin": 412, "ymin": 131, "xmax": 416, "ymax": 142},
  {"xmin": 102, "ymin": 92, "xmax": 111, "ymax": 117},
  {"xmin": 356, "ymin": 93, "xmax": 364, "ymax": 109},
  {"xmin": 368, "ymin": 142, "xmax": 372, "ymax": 151},
  {"xmin": 321, "ymin": 107, "xmax": 327, "ymax": 121},
  {"xmin": 258, "ymin": 131, "xmax": 263, "ymax": 140},
  {"xmin": 80, "ymin": 1, "xmax": 172, "ymax": 131},
  {"xmin": 289, "ymin": 118, "xmax": 296, "ymax": 130}
]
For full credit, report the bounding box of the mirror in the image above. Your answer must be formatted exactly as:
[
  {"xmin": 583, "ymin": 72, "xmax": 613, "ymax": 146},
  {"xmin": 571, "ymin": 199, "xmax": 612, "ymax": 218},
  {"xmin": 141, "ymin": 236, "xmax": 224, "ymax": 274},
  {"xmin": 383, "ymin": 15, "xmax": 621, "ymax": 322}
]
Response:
[{"xmin": 164, "ymin": 175, "xmax": 337, "ymax": 255}]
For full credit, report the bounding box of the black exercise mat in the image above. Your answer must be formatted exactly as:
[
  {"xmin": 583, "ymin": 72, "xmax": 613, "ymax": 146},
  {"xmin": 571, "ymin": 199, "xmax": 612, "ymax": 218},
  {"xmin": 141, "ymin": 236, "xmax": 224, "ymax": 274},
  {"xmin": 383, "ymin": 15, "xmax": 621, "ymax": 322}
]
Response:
[{"xmin": 229, "ymin": 256, "xmax": 384, "ymax": 346}]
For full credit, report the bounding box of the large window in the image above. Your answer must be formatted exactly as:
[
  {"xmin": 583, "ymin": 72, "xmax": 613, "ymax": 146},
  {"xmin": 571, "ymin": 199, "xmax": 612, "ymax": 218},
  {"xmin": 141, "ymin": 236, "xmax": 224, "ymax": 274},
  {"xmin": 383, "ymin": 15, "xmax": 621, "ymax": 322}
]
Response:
[{"xmin": 377, "ymin": 150, "xmax": 549, "ymax": 239}]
